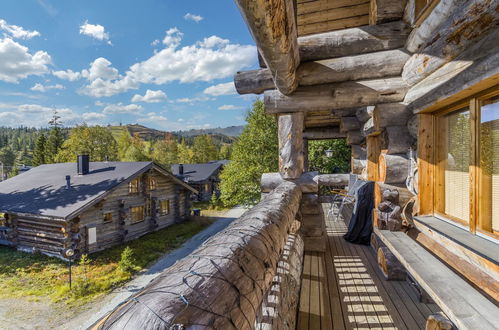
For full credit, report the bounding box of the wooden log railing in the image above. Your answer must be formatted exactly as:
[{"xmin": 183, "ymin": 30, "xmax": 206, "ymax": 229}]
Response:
[{"xmin": 93, "ymin": 181, "xmax": 302, "ymax": 330}]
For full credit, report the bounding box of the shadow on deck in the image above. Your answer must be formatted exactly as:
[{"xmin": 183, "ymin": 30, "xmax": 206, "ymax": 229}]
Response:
[{"xmin": 297, "ymin": 203, "xmax": 440, "ymax": 330}]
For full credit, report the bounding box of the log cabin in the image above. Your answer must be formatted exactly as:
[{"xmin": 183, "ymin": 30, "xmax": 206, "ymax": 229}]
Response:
[
  {"xmin": 0, "ymin": 155, "xmax": 197, "ymax": 258},
  {"xmin": 171, "ymin": 160, "xmax": 227, "ymax": 201},
  {"xmin": 93, "ymin": 1, "xmax": 498, "ymax": 329}
]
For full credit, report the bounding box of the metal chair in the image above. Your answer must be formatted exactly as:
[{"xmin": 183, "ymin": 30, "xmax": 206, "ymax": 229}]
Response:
[{"xmin": 327, "ymin": 174, "xmax": 361, "ymax": 222}]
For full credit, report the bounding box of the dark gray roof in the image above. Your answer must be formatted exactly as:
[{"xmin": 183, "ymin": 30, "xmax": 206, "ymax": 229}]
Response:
[
  {"xmin": 171, "ymin": 161, "xmax": 226, "ymax": 183},
  {"xmin": 0, "ymin": 161, "xmax": 195, "ymax": 220}
]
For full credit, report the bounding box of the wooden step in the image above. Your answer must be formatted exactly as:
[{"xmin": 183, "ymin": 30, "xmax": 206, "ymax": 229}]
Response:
[{"xmin": 374, "ymin": 228, "xmax": 499, "ymax": 330}]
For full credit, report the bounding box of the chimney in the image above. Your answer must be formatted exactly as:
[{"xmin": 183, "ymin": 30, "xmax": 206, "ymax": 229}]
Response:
[
  {"xmin": 178, "ymin": 164, "xmax": 184, "ymax": 175},
  {"xmin": 65, "ymin": 175, "xmax": 71, "ymax": 189},
  {"xmin": 77, "ymin": 155, "xmax": 90, "ymax": 175}
]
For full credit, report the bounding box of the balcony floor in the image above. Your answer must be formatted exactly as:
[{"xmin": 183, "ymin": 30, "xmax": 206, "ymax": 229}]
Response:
[{"xmin": 297, "ymin": 204, "xmax": 440, "ymax": 330}]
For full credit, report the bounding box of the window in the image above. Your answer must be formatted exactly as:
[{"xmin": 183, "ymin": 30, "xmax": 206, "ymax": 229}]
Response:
[
  {"xmin": 204, "ymin": 184, "xmax": 210, "ymax": 192},
  {"xmin": 159, "ymin": 200, "xmax": 170, "ymax": 215},
  {"xmin": 129, "ymin": 178, "xmax": 140, "ymax": 194},
  {"xmin": 130, "ymin": 206, "xmax": 145, "ymax": 223},
  {"xmin": 103, "ymin": 212, "xmax": 113, "ymax": 223},
  {"xmin": 148, "ymin": 177, "xmax": 157, "ymax": 191},
  {"xmin": 479, "ymin": 95, "xmax": 499, "ymax": 234},
  {"xmin": 430, "ymin": 88, "xmax": 499, "ymax": 237}
]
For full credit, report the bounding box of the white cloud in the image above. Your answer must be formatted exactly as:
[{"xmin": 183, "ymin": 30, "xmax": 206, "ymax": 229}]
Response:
[
  {"xmin": 52, "ymin": 69, "xmax": 81, "ymax": 81},
  {"xmin": 162, "ymin": 27, "xmax": 183, "ymax": 47},
  {"xmin": 103, "ymin": 103, "xmax": 143, "ymax": 114},
  {"xmin": 218, "ymin": 104, "xmax": 243, "ymax": 111},
  {"xmin": 82, "ymin": 57, "xmax": 119, "ymax": 81},
  {"xmin": 0, "ymin": 104, "xmax": 80, "ymax": 127},
  {"xmin": 0, "ymin": 19, "xmax": 40, "ymax": 39},
  {"xmin": 151, "ymin": 39, "xmax": 160, "ymax": 47},
  {"xmin": 131, "ymin": 89, "xmax": 167, "ymax": 103},
  {"xmin": 82, "ymin": 112, "xmax": 106, "ymax": 122},
  {"xmin": 184, "ymin": 13, "xmax": 203, "ymax": 23},
  {"xmin": 137, "ymin": 112, "xmax": 168, "ymax": 124},
  {"xmin": 0, "ymin": 38, "xmax": 51, "ymax": 83},
  {"xmin": 81, "ymin": 28, "xmax": 255, "ymax": 97},
  {"xmin": 31, "ymin": 83, "xmax": 65, "ymax": 92},
  {"xmin": 203, "ymin": 81, "xmax": 236, "ymax": 96},
  {"xmin": 79, "ymin": 21, "xmax": 111, "ymax": 44}
]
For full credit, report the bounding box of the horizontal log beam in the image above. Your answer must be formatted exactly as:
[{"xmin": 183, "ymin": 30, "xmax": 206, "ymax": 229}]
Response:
[
  {"xmin": 356, "ymin": 106, "xmax": 375, "ymax": 123},
  {"xmin": 316, "ymin": 174, "xmax": 349, "ymax": 187},
  {"xmin": 234, "ymin": 0, "xmax": 299, "ymax": 95},
  {"xmin": 235, "ymin": 49, "xmax": 410, "ymax": 94},
  {"xmin": 405, "ymin": 29, "xmax": 499, "ymax": 113},
  {"xmin": 370, "ymin": 0, "xmax": 407, "ymax": 25},
  {"xmin": 264, "ymin": 77, "xmax": 409, "ymax": 113},
  {"xmin": 402, "ymin": 1, "xmax": 499, "ymax": 85},
  {"xmin": 303, "ymin": 127, "xmax": 346, "ymax": 140},
  {"xmin": 299, "ymin": 21, "xmax": 410, "ymax": 62},
  {"xmin": 261, "ymin": 172, "xmax": 319, "ymax": 193},
  {"xmin": 340, "ymin": 117, "xmax": 361, "ymax": 133},
  {"xmin": 373, "ymin": 103, "xmax": 412, "ymax": 131}
]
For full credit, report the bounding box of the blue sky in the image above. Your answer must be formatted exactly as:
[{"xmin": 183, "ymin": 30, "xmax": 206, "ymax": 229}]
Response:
[{"xmin": 0, "ymin": 0, "xmax": 259, "ymax": 131}]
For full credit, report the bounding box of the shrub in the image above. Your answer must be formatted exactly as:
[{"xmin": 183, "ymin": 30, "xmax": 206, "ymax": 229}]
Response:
[{"xmin": 118, "ymin": 247, "xmax": 137, "ymax": 273}]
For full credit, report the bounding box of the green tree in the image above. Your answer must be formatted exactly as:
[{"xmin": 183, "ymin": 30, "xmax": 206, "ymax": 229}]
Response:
[
  {"xmin": 152, "ymin": 133, "xmax": 178, "ymax": 167},
  {"xmin": 45, "ymin": 111, "xmax": 64, "ymax": 163},
  {"xmin": 117, "ymin": 129, "xmax": 132, "ymax": 160},
  {"xmin": 308, "ymin": 139, "xmax": 351, "ymax": 174},
  {"xmin": 32, "ymin": 133, "xmax": 46, "ymax": 166},
  {"xmin": 55, "ymin": 125, "xmax": 118, "ymax": 162},
  {"xmin": 192, "ymin": 135, "xmax": 218, "ymax": 163},
  {"xmin": 219, "ymin": 144, "xmax": 231, "ymax": 160},
  {"xmin": 219, "ymin": 100, "xmax": 278, "ymax": 207},
  {"xmin": 122, "ymin": 133, "xmax": 150, "ymax": 162},
  {"xmin": 0, "ymin": 146, "xmax": 16, "ymax": 167},
  {"xmin": 178, "ymin": 139, "xmax": 194, "ymax": 164}
]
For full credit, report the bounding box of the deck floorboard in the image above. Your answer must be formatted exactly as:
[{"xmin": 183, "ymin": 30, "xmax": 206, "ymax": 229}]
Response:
[{"xmin": 297, "ymin": 203, "xmax": 440, "ymax": 330}]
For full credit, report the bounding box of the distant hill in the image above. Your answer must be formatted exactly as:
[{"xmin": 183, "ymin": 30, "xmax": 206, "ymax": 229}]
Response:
[
  {"xmin": 107, "ymin": 124, "xmax": 241, "ymax": 146},
  {"xmin": 174, "ymin": 125, "xmax": 245, "ymax": 137}
]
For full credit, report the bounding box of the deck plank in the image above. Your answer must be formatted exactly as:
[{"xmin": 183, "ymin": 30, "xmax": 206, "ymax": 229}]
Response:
[{"xmin": 298, "ymin": 203, "xmax": 441, "ymax": 330}]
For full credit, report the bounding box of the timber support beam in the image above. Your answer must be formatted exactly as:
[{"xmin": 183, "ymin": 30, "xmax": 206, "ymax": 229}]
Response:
[
  {"xmin": 278, "ymin": 112, "xmax": 305, "ymax": 179},
  {"xmin": 234, "ymin": 0, "xmax": 300, "ymax": 95}
]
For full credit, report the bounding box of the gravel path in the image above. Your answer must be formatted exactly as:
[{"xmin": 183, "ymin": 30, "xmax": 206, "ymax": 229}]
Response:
[{"xmin": 0, "ymin": 207, "xmax": 247, "ymax": 330}]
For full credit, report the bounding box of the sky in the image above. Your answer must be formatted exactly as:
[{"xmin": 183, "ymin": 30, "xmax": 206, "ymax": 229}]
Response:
[{"xmin": 0, "ymin": 0, "xmax": 259, "ymax": 131}]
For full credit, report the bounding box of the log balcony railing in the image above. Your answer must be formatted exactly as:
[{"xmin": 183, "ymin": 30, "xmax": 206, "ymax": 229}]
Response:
[{"xmin": 94, "ymin": 181, "xmax": 304, "ymax": 329}]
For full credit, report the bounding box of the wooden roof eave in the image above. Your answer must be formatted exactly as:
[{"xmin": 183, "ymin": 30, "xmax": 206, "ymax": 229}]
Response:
[{"xmin": 234, "ymin": 0, "xmax": 300, "ymax": 95}]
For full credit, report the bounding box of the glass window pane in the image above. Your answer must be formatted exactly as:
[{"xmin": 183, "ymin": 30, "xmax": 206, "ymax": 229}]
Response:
[
  {"xmin": 444, "ymin": 108, "xmax": 471, "ymax": 222},
  {"xmin": 480, "ymin": 96, "xmax": 499, "ymax": 233}
]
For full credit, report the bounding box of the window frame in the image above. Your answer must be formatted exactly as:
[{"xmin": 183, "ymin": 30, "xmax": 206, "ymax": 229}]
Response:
[
  {"xmin": 129, "ymin": 178, "xmax": 140, "ymax": 194},
  {"xmin": 130, "ymin": 205, "xmax": 145, "ymax": 223},
  {"xmin": 422, "ymin": 86, "xmax": 499, "ymax": 239},
  {"xmin": 159, "ymin": 199, "xmax": 170, "ymax": 216},
  {"xmin": 414, "ymin": 0, "xmax": 440, "ymax": 27},
  {"xmin": 103, "ymin": 212, "xmax": 113, "ymax": 223},
  {"xmin": 148, "ymin": 176, "xmax": 157, "ymax": 191}
]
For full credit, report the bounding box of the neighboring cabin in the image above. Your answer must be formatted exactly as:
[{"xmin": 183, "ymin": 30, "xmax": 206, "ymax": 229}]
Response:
[
  {"xmin": 0, "ymin": 156, "xmax": 197, "ymax": 258},
  {"xmin": 171, "ymin": 161, "xmax": 227, "ymax": 201}
]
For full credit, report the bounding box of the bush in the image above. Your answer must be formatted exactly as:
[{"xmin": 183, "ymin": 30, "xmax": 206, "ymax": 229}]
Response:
[{"xmin": 118, "ymin": 247, "xmax": 137, "ymax": 273}]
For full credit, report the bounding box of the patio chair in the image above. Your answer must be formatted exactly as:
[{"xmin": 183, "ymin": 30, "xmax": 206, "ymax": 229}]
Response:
[{"xmin": 327, "ymin": 174, "xmax": 362, "ymax": 222}]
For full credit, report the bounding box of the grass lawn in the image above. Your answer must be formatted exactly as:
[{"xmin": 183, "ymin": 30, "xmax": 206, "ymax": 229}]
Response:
[
  {"xmin": 0, "ymin": 219, "xmax": 212, "ymax": 306},
  {"xmin": 192, "ymin": 201, "xmax": 230, "ymax": 217}
]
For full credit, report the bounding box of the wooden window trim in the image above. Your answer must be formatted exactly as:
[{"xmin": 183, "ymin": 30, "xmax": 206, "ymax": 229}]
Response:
[
  {"xmin": 148, "ymin": 177, "xmax": 157, "ymax": 191},
  {"xmin": 103, "ymin": 212, "xmax": 113, "ymax": 223},
  {"xmin": 419, "ymin": 85, "xmax": 499, "ymax": 239},
  {"xmin": 129, "ymin": 178, "xmax": 140, "ymax": 194}
]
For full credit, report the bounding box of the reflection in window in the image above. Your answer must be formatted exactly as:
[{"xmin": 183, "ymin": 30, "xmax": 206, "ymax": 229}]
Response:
[
  {"xmin": 480, "ymin": 96, "xmax": 499, "ymax": 233},
  {"xmin": 444, "ymin": 109, "xmax": 470, "ymax": 222},
  {"xmin": 131, "ymin": 206, "xmax": 144, "ymax": 223}
]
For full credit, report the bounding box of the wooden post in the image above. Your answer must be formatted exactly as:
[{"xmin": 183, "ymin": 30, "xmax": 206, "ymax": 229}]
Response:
[
  {"xmin": 369, "ymin": 0, "xmax": 406, "ymax": 25},
  {"xmin": 234, "ymin": 0, "xmax": 300, "ymax": 95},
  {"xmin": 278, "ymin": 112, "xmax": 305, "ymax": 179},
  {"xmin": 303, "ymin": 138, "xmax": 309, "ymax": 172},
  {"xmin": 377, "ymin": 246, "xmax": 406, "ymax": 280},
  {"xmin": 426, "ymin": 312, "xmax": 454, "ymax": 330}
]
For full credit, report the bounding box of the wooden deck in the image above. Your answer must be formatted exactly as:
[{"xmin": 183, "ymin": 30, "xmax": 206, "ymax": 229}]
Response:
[{"xmin": 297, "ymin": 204, "xmax": 440, "ymax": 329}]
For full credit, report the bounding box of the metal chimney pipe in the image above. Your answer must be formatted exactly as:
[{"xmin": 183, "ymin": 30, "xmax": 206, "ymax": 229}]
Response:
[
  {"xmin": 77, "ymin": 155, "xmax": 90, "ymax": 175},
  {"xmin": 66, "ymin": 175, "xmax": 71, "ymax": 189},
  {"xmin": 178, "ymin": 164, "xmax": 184, "ymax": 175}
]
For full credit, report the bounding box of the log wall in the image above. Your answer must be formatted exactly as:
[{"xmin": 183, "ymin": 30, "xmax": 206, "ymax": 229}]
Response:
[{"xmin": 95, "ymin": 181, "xmax": 302, "ymax": 329}]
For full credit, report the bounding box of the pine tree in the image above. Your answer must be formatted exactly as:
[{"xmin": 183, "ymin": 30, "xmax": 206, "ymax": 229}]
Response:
[
  {"xmin": 219, "ymin": 100, "xmax": 278, "ymax": 207},
  {"xmin": 192, "ymin": 135, "xmax": 218, "ymax": 163},
  {"xmin": 178, "ymin": 139, "xmax": 194, "ymax": 164},
  {"xmin": 152, "ymin": 133, "xmax": 179, "ymax": 167},
  {"xmin": 45, "ymin": 110, "xmax": 64, "ymax": 163},
  {"xmin": 32, "ymin": 133, "xmax": 46, "ymax": 166},
  {"xmin": 117, "ymin": 129, "xmax": 132, "ymax": 160}
]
